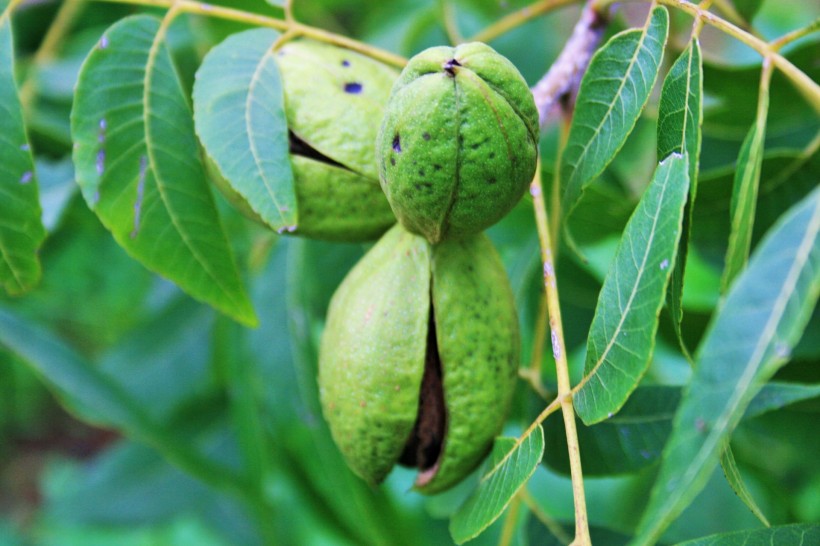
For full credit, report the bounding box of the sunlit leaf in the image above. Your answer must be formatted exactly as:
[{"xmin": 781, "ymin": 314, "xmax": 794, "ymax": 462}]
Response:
[
  {"xmin": 632, "ymin": 188, "xmax": 820, "ymax": 546},
  {"xmin": 560, "ymin": 6, "xmax": 668, "ymax": 218},
  {"xmin": 574, "ymin": 154, "xmax": 689, "ymax": 424},
  {"xmin": 0, "ymin": 8, "xmax": 46, "ymax": 296},
  {"xmin": 71, "ymin": 15, "xmax": 256, "ymax": 326},
  {"xmin": 721, "ymin": 65, "xmax": 771, "ymax": 292},
  {"xmin": 657, "ymin": 39, "xmax": 702, "ymax": 357},
  {"xmin": 676, "ymin": 523, "xmax": 820, "ymax": 546},
  {"xmin": 193, "ymin": 28, "xmax": 297, "ymax": 232},
  {"xmin": 449, "ymin": 426, "xmax": 544, "ymax": 544}
]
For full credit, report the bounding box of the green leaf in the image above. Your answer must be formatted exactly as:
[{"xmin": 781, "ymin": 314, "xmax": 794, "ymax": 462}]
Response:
[
  {"xmin": 560, "ymin": 6, "xmax": 668, "ymax": 217},
  {"xmin": 0, "ymin": 9, "xmax": 46, "ymax": 296},
  {"xmin": 193, "ymin": 28, "xmax": 297, "ymax": 232},
  {"xmin": 574, "ymin": 154, "xmax": 690, "ymax": 424},
  {"xmin": 675, "ymin": 523, "xmax": 820, "ymax": 546},
  {"xmin": 734, "ymin": 0, "xmax": 766, "ymax": 24},
  {"xmin": 71, "ymin": 15, "xmax": 256, "ymax": 326},
  {"xmin": 744, "ymin": 381, "xmax": 820, "ymax": 419},
  {"xmin": 721, "ymin": 67, "xmax": 771, "ymax": 292},
  {"xmin": 544, "ymin": 382, "xmax": 820, "ymax": 477},
  {"xmin": 632, "ymin": 187, "xmax": 820, "ymax": 546},
  {"xmin": 0, "ymin": 307, "xmax": 244, "ymax": 497},
  {"xmin": 657, "ymin": 39, "xmax": 703, "ymax": 357},
  {"xmin": 719, "ymin": 446, "xmax": 769, "ymax": 526},
  {"xmin": 449, "ymin": 425, "xmax": 544, "ymax": 544},
  {"xmin": 545, "ymin": 386, "xmax": 679, "ymax": 476}
]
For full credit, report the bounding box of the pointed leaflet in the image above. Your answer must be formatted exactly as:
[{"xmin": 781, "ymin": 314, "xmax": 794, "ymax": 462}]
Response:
[
  {"xmin": 676, "ymin": 523, "xmax": 820, "ymax": 546},
  {"xmin": 193, "ymin": 28, "xmax": 297, "ymax": 232},
  {"xmin": 632, "ymin": 188, "xmax": 820, "ymax": 546},
  {"xmin": 560, "ymin": 6, "xmax": 668, "ymax": 217},
  {"xmin": 0, "ymin": 6, "xmax": 46, "ymax": 295},
  {"xmin": 574, "ymin": 154, "xmax": 689, "ymax": 425},
  {"xmin": 449, "ymin": 426, "xmax": 544, "ymax": 544},
  {"xmin": 71, "ymin": 16, "xmax": 255, "ymax": 326},
  {"xmin": 720, "ymin": 446, "xmax": 769, "ymax": 526},
  {"xmin": 721, "ymin": 64, "xmax": 770, "ymax": 293},
  {"xmin": 657, "ymin": 40, "xmax": 702, "ymax": 356}
]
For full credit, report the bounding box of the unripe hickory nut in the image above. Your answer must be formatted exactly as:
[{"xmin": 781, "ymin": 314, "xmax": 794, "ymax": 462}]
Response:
[
  {"xmin": 377, "ymin": 42, "xmax": 539, "ymax": 243},
  {"xmin": 211, "ymin": 40, "xmax": 398, "ymax": 241},
  {"xmin": 319, "ymin": 224, "xmax": 519, "ymax": 494}
]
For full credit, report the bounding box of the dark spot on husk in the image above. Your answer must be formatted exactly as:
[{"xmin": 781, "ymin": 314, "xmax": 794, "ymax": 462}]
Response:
[
  {"xmin": 443, "ymin": 58, "xmax": 461, "ymax": 77},
  {"xmin": 344, "ymin": 82, "xmax": 363, "ymax": 94},
  {"xmin": 289, "ymin": 131, "xmax": 351, "ymax": 171},
  {"xmin": 393, "ymin": 134, "xmax": 402, "ymax": 153},
  {"xmin": 341, "ymin": 59, "xmax": 350, "ymax": 67},
  {"xmin": 487, "ymin": 177, "xmax": 497, "ymax": 185},
  {"xmin": 489, "ymin": 152, "xmax": 495, "ymax": 159},
  {"xmin": 398, "ymin": 307, "xmax": 445, "ymax": 472},
  {"xmin": 423, "ymin": 132, "xmax": 431, "ymax": 141},
  {"xmin": 418, "ymin": 169, "xmax": 425, "ymax": 176},
  {"xmin": 390, "ymin": 157, "xmax": 396, "ymax": 166},
  {"xmin": 433, "ymin": 164, "xmax": 442, "ymax": 171}
]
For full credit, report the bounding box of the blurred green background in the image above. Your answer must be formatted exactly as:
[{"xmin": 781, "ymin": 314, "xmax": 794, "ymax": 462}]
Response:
[{"xmin": 1, "ymin": 0, "xmax": 818, "ymax": 544}]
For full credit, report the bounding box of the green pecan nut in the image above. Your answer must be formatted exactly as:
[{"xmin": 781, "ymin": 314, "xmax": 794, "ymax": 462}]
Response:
[
  {"xmin": 318, "ymin": 224, "xmax": 519, "ymax": 494},
  {"xmin": 377, "ymin": 42, "xmax": 539, "ymax": 243}
]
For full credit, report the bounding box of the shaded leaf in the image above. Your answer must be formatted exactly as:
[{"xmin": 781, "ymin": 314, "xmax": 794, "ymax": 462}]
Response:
[
  {"xmin": 545, "ymin": 386, "xmax": 680, "ymax": 476},
  {"xmin": 71, "ymin": 15, "xmax": 255, "ymax": 326},
  {"xmin": 700, "ymin": 41, "xmax": 818, "ymax": 147},
  {"xmin": 0, "ymin": 9, "xmax": 46, "ymax": 295},
  {"xmin": 733, "ymin": 0, "xmax": 766, "ymax": 25},
  {"xmin": 632, "ymin": 188, "xmax": 820, "ymax": 546},
  {"xmin": 544, "ymin": 382, "xmax": 818, "ymax": 476},
  {"xmin": 449, "ymin": 426, "xmax": 544, "ymax": 544},
  {"xmin": 694, "ymin": 146, "xmax": 820, "ymax": 261},
  {"xmin": 675, "ymin": 523, "xmax": 820, "ymax": 546},
  {"xmin": 744, "ymin": 381, "xmax": 820, "ymax": 419},
  {"xmin": 719, "ymin": 446, "xmax": 769, "ymax": 526},
  {"xmin": 0, "ymin": 307, "xmax": 243, "ymax": 496},
  {"xmin": 193, "ymin": 28, "xmax": 297, "ymax": 232},
  {"xmin": 721, "ymin": 65, "xmax": 771, "ymax": 292},
  {"xmin": 560, "ymin": 6, "xmax": 668, "ymax": 217},
  {"xmin": 657, "ymin": 39, "xmax": 703, "ymax": 356},
  {"xmin": 574, "ymin": 154, "xmax": 690, "ymax": 424}
]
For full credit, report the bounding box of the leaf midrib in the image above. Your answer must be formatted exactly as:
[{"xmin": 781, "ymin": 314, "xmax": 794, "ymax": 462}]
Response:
[
  {"xmin": 643, "ymin": 193, "xmax": 820, "ymax": 539},
  {"xmin": 573, "ymin": 160, "xmax": 672, "ymax": 396},
  {"xmin": 142, "ymin": 17, "xmax": 245, "ymax": 312}
]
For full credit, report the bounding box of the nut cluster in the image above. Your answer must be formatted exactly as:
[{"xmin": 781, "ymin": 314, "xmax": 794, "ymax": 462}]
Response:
[{"xmin": 317, "ymin": 43, "xmax": 533, "ymax": 492}]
